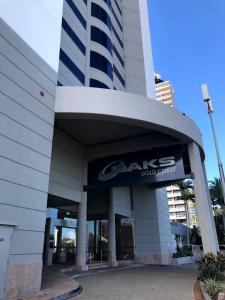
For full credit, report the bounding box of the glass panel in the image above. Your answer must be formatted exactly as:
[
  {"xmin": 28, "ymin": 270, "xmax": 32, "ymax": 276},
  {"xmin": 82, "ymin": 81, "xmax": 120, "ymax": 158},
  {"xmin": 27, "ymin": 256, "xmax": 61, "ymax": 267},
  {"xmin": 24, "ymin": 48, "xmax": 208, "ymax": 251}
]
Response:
[
  {"xmin": 87, "ymin": 219, "xmax": 108, "ymax": 261},
  {"xmin": 61, "ymin": 227, "xmax": 76, "ymax": 247},
  {"xmin": 99, "ymin": 220, "xmax": 108, "ymax": 261},
  {"xmin": 91, "ymin": 26, "xmax": 112, "ymax": 54},
  {"xmin": 116, "ymin": 218, "xmax": 135, "ymax": 260},
  {"xmin": 87, "ymin": 221, "xmax": 95, "ymax": 260},
  {"xmin": 90, "ymin": 51, "xmax": 113, "ymax": 80},
  {"xmin": 91, "ymin": 3, "xmax": 112, "ymax": 30}
]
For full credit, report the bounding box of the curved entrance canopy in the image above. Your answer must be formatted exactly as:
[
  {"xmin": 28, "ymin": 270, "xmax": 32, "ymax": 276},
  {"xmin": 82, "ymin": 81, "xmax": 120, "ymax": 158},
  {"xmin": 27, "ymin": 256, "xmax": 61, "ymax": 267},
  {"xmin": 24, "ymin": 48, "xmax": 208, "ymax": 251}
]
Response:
[
  {"xmin": 53, "ymin": 86, "xmax": 219, "ymax": 265},
  {"xmin": 55, "ymin": 87, "xmax": 203, "ymax": 155}
]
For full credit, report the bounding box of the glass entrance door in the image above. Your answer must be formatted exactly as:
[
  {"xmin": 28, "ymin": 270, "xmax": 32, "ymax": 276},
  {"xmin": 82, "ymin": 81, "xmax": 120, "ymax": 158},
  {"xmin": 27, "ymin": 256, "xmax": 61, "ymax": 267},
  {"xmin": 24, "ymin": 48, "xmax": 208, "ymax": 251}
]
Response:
[
  {"xmin": 87, "ymin": 219, "xmax": 108, "ymax": 261},
  {"xmin": 53, "ymin": 226, "xmax": 76, "ymax": 264}
]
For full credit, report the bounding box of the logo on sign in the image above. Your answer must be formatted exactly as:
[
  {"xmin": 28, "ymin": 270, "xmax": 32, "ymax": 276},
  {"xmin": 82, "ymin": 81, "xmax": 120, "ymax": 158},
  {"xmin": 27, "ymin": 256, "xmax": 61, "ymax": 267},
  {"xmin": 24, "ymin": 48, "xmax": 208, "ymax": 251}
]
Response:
[{"xmin": 98, "ymin": 156, "xmax": 176, "ymax": 182}]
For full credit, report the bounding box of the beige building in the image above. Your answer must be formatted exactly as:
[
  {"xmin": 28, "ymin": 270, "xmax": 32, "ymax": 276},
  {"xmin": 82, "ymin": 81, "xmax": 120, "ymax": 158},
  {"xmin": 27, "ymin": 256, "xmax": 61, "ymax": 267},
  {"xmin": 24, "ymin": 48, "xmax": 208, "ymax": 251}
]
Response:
[
  {"xmin": 155, "ymin": 74, "xmax": 198, "ymax": 228},
  {"xmin": 155, "ymin": 73, "xmax": 174, "ymax": 107},
  {"xmin": 167, "ymin": 185, "xmax": 198, "ymax": 227}
]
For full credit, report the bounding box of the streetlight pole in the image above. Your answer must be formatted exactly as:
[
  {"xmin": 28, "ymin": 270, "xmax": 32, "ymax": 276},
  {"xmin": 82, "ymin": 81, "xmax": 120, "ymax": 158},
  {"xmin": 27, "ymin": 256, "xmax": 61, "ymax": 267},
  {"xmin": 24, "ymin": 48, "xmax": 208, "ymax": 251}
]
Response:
[{"xmin": 201, "ymin": 83, "xmax": 225, "ymax": 208}]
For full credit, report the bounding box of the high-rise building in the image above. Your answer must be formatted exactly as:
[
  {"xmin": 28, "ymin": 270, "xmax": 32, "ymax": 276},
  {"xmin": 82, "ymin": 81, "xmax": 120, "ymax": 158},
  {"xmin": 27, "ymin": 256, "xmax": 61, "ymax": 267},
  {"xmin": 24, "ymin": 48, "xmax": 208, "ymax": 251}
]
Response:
[
  {"xmin": 58, "ymin": 0, "xmax": 155, "ymax": 96},
  {"xmin": 155, "ymin": 74, "xmax": 198, "ymax": 228},
  {"xmin": 167, "ymin": 185, "xmax": 198, "ymax": 227},
  {"xmin": 0, "ymin": 1, "xmax": 217, "ymax": 299},
  {"xmin": 155, "ymin": 73, "xmax": 174, "ymax": 106}
]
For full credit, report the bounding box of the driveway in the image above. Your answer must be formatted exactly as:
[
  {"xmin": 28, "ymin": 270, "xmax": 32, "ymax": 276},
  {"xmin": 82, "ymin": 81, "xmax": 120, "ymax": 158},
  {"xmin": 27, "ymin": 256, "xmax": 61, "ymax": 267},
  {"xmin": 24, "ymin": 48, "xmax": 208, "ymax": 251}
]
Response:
[{"xmin": 71, "ymin": 264, "xmax": 198, "ymax": 300}]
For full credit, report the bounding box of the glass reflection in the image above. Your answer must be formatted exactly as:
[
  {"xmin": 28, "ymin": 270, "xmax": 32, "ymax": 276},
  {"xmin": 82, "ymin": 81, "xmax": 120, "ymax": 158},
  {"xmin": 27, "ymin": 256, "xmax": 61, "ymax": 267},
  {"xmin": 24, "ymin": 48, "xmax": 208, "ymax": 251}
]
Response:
[{"xmin": 87, "ymin": 219, "xmax": 108, "ymax": 261}]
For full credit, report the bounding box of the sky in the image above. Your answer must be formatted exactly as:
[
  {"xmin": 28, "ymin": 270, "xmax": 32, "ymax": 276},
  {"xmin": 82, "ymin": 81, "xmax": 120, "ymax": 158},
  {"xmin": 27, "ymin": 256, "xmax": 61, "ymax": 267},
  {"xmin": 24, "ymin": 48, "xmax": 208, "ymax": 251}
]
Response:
[{"xmin": 148, "ymin": 0, "xmax": 225, "ymax": 181}]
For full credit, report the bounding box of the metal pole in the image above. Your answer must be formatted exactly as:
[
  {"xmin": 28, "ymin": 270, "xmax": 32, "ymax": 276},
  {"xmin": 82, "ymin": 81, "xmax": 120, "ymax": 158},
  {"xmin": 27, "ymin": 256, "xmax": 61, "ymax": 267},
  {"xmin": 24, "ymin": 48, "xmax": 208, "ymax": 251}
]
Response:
[
  {"xmin": 201, "ymin": 84, "xmax": 225, "ymax": 205},
  {"xmin": 185, "ymin": 201, "xmax": 190, "ymax": 245},
  {"xmin": 208, "ymin": 112, "xmax": 225, "ymax": 203}
]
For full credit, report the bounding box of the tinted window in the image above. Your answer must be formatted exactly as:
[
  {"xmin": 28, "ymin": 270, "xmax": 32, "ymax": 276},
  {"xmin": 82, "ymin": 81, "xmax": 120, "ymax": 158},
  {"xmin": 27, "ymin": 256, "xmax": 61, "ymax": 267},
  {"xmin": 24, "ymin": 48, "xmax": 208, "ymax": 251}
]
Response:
[
  {"xmin": 90, "ymin": 79, "xmax": 110, "ymax": 89},
  {"xmin": 112, "ymin": 7, "xmax": 122, "ymax": 31},
  {"xmin": 113, "ymin": 65, "xmax": 125, "ymax": 86},
  {"xmin": 60, "ymin": 49, "xmax": 85, "ymax": 84},
  {"xmin": 113, "ymin": 45, "xmax": 124, "ymax": 67},
  {"xmin": 112, "ymin": 25, "xmax": 123, "ymax": 48},
  {"xmin": 91, "ymin": 26, "xmax": 112, "ymax": 54},
  {"xmin": 62, "ymin": 18, "xmax": 86, "ymax": 55},
  {"xmin": 103, "ymin": 0, "xmax": 111, "ymax": 8},
  {"xmin": 90, "ymin": 51, "xmax": 113, "ymax": 80},
  {"xmin": 91, "ymin": 3, "xmax": 112, "ymax": 30},
  {"xmin": 65, "ymin": 0, "xmax": 86, "ymax": 29},
  {"xmin": 114, "ymin": 0, "xmax": 122, "ymax": 15}
]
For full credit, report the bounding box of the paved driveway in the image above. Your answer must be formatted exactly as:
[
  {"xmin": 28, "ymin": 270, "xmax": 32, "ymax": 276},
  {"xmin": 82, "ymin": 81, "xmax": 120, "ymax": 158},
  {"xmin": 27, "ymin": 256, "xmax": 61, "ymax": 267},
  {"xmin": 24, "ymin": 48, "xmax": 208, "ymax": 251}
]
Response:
[{"xmin": 71, "ymin": 264, "xmax": 197, "ymax": 300}]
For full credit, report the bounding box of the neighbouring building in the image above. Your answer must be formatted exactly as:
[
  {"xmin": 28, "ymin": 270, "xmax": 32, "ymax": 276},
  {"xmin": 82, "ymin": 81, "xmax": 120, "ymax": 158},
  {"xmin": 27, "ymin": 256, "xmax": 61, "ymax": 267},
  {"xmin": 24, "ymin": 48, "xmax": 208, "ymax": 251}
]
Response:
[
  {"xmin": 155, "ymin": 73, "xmax": 174, "ymax": 107},
  {"xmin": 0, "ymin": 1, "xmax": 218, "ymax": 299},
  {"xmin": 167, "ymin": 185, "xmax": 198, "ymax": 227}
]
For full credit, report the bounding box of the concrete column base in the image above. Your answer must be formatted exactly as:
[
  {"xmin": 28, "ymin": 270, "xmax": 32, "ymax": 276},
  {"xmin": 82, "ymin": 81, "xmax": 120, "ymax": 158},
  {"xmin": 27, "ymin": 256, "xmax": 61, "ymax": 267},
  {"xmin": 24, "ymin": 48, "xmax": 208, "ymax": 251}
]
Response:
[
  {"xmin": 74, "ymin": 264, "xmax": 89, "ymax": 272},
  {"xmin": 108, "ymin": 255, "xmax": 118, "ymax": 267},
  {"xmin": 135, "ymin": 253, "xmax": 171, "ymax": 265}
]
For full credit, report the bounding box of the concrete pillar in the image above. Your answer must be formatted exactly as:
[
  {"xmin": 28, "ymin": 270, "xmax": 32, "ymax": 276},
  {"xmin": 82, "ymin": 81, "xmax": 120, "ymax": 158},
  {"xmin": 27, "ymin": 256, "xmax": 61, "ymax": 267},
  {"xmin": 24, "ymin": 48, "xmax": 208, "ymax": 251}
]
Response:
[
  {"xmin": 132, "ymin": 185, "xmax": 171, "ymax": 265},
  {"xmin": 108, "ymin": 189, "xmax": 118, "ymax": 267},
  {"xmin": 75, "ymin": 158, "xmax": 88, "ymax": 271},
  {"xmin": 188, "ymin": 142, "xmax": 219, "ymax": 254}
]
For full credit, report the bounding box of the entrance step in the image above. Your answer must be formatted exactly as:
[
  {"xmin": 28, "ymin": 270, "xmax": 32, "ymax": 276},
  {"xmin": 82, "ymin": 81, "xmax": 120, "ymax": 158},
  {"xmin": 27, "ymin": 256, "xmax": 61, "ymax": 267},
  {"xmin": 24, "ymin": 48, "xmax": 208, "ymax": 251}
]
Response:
[{"xmin": 88, "ymin": 261, "xmax": 109, "ymax": 270}]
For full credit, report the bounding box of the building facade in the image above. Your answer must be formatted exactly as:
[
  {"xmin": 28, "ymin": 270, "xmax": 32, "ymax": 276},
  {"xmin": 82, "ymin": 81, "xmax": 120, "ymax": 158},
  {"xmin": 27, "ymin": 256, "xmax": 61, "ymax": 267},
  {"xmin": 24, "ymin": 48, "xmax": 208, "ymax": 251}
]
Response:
[
  {"xmin": 0, "ymin": 1, "xmax": 218, "ymax": 299},
  {"xmin": 58, "ymin": 0, "xmax": 155, "ymax": 96}
]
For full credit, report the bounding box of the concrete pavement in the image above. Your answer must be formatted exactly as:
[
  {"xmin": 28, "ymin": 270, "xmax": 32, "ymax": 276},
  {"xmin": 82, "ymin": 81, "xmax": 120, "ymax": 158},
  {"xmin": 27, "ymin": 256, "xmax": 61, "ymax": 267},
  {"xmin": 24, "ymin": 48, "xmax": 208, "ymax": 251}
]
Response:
[{"xmin": 71, "ymin": 264, "xmax": 198, "ymax": 300}]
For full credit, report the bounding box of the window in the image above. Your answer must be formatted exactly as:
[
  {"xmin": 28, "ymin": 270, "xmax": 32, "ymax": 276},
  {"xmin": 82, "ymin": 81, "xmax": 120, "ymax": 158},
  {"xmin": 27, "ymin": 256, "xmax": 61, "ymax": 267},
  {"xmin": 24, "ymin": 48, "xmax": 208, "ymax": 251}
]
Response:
[
  {"xmin": 65, "ymin": 0, "xmax": 86, "ymax": 29},
  {"xmin": 103, "ymin": 0, "xmax": 111, "ymax": 8},
  {"xmin": 90, "ymin": 51, "xmax": 113, "ymax": 80},
  {"xmin": 91, "ymin": 3, "xmax": 112, "ymax": 30},
  {"xmin": 113, "ymin": 65, "xmax": 125, "ymax": 86},
  {"xmin": 113, "ymin": 45, "xmax": 124, "ymax": 67},
  {"xmin": 112, "ymin": 7, "xmax": 122, "ymax": 31},
  {"xmin": 114, "ymin": 0, "xmax": 122, "ymax": 15},
  {"xmin": 62, "ymin": 18, "xmax": 86, "ymax": 55},
  {"xmin": 60, "ymin": 49, "xmax": 85, "ymax": 84},
  {"xmin": 91, "ymin": 26, "xmax": 112, "ymax": 54},
  {"xmin": 112, "ymin": 25, "xmax": 123, "ymax": 48},
  {"xmin": 90, "ymin": 79, "xmax": 110, "ymax": 89}
]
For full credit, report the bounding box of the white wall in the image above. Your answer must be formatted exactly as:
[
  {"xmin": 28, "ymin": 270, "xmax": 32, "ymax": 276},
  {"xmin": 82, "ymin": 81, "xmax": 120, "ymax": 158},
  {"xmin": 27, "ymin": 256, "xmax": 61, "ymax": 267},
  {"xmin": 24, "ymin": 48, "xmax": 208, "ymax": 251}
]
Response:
[
  {"xmin": 0, "ymin": 19, "xmax": 56, "ymax": 299},
  {"xmin": 49, "ymin": 130, "xmax": 83, "ymax": 203},
  {"xmin": 122, "ymin": 0, "xmax": 155, "ymax": 97}
]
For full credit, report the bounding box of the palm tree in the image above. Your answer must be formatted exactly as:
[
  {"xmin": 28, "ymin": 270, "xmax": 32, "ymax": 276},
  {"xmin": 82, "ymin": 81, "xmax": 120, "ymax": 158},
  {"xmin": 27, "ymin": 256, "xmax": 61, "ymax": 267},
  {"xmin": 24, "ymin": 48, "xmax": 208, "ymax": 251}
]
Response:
[
  {"xmin": 176, "ymin": 179, "xmax": 195, "ymax": 245},
  {"xmin": 209, "ymin": 177, "xmax": 224, "ymax": 208},
  {"xmin": 176, "ymin": 180, "xmax": 195, "ymax": 202},
  {"xmin": 209, "ymin": 177, "xmax": 225, "ymax": 230}
]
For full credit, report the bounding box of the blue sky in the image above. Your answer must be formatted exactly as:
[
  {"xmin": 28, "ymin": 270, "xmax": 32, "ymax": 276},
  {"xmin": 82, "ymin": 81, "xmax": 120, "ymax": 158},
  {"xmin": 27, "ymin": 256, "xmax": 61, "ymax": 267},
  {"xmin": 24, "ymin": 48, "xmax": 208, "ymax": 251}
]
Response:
[{"xmin": 148, "ymin": 0, "xmax": 225, "ymax": 180}]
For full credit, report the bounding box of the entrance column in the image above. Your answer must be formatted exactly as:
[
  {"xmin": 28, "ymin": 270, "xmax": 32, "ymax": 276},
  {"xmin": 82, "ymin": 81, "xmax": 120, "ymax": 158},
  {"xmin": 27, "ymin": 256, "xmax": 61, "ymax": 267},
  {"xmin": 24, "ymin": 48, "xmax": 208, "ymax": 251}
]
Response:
[
  {"xmin": 75, "ymin": 158, "xmax": 88, "ymax": 271},
  {"xmin": 108, "ymin": 189, "xmax": 118, "ymax": 267},
  {"xmin": 188, "ymin": 142, "xmax": 219, "ymax": 254}
]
